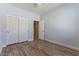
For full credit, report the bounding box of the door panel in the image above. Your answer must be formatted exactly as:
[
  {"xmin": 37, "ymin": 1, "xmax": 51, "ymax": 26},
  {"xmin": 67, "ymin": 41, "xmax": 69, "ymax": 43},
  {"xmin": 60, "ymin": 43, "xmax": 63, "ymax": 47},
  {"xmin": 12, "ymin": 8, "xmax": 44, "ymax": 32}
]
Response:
[
  {"xmin": 6, "ymin": 16, "xmax": 28, "ymax": 45},
  {"xmin": 34, "ymin": 21, "xmax": 39, "ymax": 40},
  {"xmin": 19, "ymin": 17, "xmax": 28, "ymax": 42},
  {"xmin": 6, "ymin": 16, "xmax": 18, "ymax": 45},
  {"xmin": 40, "ymin": 20, "xmax": 44, "ymax": 40}
]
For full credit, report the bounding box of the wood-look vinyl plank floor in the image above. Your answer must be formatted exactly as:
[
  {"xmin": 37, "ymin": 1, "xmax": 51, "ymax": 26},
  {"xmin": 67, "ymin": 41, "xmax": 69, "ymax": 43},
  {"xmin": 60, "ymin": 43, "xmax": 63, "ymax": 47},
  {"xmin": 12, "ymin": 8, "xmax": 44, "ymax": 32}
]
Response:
[{"xmin": 1, "ymin": 40, "xmax": 79, "ymax": 56}]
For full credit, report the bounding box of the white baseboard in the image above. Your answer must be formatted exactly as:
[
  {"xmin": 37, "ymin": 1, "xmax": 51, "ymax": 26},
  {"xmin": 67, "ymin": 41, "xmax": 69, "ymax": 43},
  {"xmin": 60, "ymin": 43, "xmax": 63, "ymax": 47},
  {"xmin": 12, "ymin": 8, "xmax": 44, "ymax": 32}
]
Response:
[
  {"xmin": 0, "ymin": 48, "xmax": 2, "ymax": 54},
  {"xmin": 0, "ymin": 39, "xmax": 33, "ymax": 54},
  {"xmin": 0, "ymin": 44, "xmax": 7, "ymax": 54},
  {"xmin": 45, "ymin": 39, "xmax": 79, "ymax": 51},
  {"xmin": 28, "ymin": 39, "xmax": 33, "ymax": 41}
]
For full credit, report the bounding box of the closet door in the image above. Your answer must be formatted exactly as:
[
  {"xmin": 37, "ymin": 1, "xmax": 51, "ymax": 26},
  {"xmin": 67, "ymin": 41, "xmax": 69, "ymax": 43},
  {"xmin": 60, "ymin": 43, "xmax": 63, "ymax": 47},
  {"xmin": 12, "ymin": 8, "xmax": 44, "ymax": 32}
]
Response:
[
  {"xmin": 40, "ymin": 20, "xmax": 44, "ymax": 40},
  {"xmin": 6, "ymin": 16, "xmax": 18, "ymax": 45},
  {"xmin": 19, "ymin": 17, "xmax": 28, "ymax": 42}
]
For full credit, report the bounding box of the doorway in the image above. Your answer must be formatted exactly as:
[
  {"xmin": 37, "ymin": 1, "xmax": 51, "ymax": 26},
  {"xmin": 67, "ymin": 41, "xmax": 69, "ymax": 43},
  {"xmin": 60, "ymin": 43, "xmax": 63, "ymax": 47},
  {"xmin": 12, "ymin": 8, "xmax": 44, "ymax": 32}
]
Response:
[{"xmin": 34, "ymin": 21, "xmax": 39, "ymax": 41}]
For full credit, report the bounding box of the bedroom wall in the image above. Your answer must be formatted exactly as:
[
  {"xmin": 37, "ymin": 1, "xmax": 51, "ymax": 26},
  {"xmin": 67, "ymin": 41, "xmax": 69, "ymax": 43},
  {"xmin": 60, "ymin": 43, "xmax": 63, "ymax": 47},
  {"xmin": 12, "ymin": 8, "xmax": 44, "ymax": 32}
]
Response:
[
  {"xmin": 39, "ymin": 16, "xmax": 45, "ymax": 40},
  {"xmin": 0, "ymin": 4, "xmax": 40, "ymax": 50},
  {"xmin": 44, "ymin": 4, "xmax": 79, "ymax": 50}
]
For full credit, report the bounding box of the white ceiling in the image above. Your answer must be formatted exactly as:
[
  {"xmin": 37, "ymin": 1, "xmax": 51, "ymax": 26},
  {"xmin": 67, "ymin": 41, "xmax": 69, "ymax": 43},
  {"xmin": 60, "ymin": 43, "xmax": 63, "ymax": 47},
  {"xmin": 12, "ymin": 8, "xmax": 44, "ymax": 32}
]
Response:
[{"xmin": 10, "ymin": 3, "xmax": 63, "ymax": 15}]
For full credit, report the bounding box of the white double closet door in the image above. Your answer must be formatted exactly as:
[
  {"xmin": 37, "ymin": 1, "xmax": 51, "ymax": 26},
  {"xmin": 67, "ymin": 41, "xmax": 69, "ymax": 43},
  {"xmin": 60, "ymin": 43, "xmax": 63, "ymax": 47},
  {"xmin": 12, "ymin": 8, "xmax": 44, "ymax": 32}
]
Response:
[{"xmin": 6, "ymin": 15, "xmax": 28, "ymax": 45}]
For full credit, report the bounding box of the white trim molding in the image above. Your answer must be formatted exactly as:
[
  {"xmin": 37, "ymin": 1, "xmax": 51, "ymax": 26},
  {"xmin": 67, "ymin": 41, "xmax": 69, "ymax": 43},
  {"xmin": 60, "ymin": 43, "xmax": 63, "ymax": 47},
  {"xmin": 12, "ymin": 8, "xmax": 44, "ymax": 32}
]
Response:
[
  {"xmin": 0, "ymin": 48, "xmax": 2, "ymax": 54},
  {"xmin": 45, "ymin": 39, "xmax": 79, "ymax": 51},
  {"xmin": 0, "ymin": 44, "xmax": 6, "ymax": 54},
  {"xmin": 27, "ymin": 39, "xmax": 33, "ymax": 41}
]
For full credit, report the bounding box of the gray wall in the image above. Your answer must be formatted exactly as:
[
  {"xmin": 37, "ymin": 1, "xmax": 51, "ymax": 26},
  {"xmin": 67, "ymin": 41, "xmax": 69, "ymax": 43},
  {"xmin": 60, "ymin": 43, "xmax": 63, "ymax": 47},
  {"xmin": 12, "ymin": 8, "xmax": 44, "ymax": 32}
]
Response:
[
  {"xmin": 0, "ymin": 4, "xmax": 40, "ymax": 49},
  {"xmin": 44, "ymin": 4, "xmax": 79, "ymax": 50}
]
